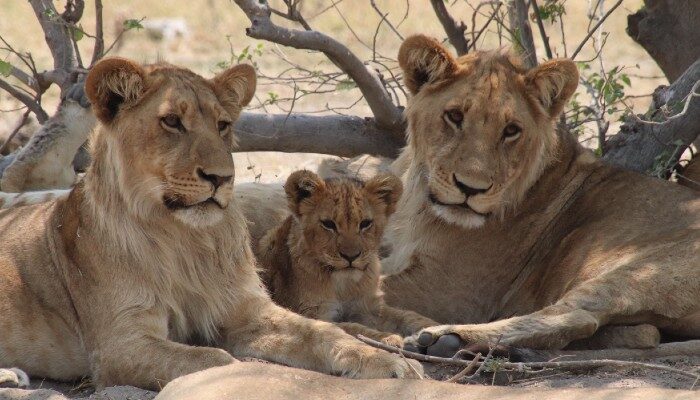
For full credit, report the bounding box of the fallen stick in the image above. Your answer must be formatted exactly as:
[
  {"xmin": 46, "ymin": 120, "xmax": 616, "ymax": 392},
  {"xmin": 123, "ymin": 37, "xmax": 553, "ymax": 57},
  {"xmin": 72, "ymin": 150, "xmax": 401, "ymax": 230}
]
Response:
[{"xmin": 356, "ymin": 335, "xmax": 700, "ymax": 382}]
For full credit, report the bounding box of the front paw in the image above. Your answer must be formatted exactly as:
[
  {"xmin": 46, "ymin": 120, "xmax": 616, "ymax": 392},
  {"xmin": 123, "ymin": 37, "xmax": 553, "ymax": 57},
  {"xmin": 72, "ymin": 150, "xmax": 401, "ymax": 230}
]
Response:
[
  {"xmin": 0, "ymin": 368, "xmax": 29, "ymax": 388},
  {"xmin": 380, "ymin": 334, "xmax": 404, "ymax": 348},
  {"xmin": 335, "ymin": 344, "xmax": 423, "ymax": 379}
]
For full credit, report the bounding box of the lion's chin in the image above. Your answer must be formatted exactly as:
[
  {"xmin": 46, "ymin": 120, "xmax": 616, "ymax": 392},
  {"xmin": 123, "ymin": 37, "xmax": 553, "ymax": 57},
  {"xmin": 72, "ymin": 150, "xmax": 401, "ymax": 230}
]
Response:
[
  {"xmin": 172, "ymin": 202, "xmax": 225, "ymax": 228},
  {"xmin": 430, "ymin": 203, "xmax": 486, "ymax": 229}
]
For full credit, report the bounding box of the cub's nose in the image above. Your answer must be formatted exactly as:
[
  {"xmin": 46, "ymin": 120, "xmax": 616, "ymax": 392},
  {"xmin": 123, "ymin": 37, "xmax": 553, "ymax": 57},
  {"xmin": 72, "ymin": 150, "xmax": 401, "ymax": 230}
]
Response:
[
  {"xmin": 197, "ymin": 167, "xmax": 232, "ymax": 189},
  {"xmin": 453, "ymin": 174, "xmax": 491, "ymax": 197},
  {"xmin": 339, "ymin": 251, "xmax": 361, "ymax": 264}
]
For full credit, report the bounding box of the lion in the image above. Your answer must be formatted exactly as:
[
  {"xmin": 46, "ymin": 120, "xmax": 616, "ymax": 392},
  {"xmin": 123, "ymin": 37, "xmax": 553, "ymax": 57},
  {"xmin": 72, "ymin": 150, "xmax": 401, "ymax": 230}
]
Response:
[
  {"xmin": 374, "ymin": 35, "xmax": 700, "ymax": 355},
  {"xmin": 256, "ymin": 170, "xmax": 438, "ymax": 347},
  {"xmin": 0, "ymin": 57, "xmax": 420, "ymax": 390}
]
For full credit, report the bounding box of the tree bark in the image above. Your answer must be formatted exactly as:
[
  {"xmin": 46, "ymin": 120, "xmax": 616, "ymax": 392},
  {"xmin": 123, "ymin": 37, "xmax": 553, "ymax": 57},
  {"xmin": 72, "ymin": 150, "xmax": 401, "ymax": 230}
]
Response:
[
  {"xmin": 429, "ymin": 0, "xmax": 469, "ymax": 56},
  {"xmin": 627, "ymin": 0, "xmax": 700, "ymax": 82},
  {"xmin": 603, "ymin": 58, "xmax": 700, "ymax": 173},
  {"xmin": 507, "ymin": 0, "xmax": 537, "ymax": 68},
  {"xmin": 234, "ymin": 113, "xmax": 403, "ymax": 158}
]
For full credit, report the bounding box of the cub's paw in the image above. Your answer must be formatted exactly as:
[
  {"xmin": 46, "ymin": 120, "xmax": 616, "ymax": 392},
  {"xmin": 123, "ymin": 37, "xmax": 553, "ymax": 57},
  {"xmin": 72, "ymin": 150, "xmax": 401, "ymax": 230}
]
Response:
[
  {"xmin": 0, "ymin": 368, "xmax": 30, "ymax": 388},
  {"xmin": 380, "ymin": 334, "xmax": 404, "ymax": 349},
  {"xmin": 335, "ymin": 344, "xmax": 423, "ymax": 379}
]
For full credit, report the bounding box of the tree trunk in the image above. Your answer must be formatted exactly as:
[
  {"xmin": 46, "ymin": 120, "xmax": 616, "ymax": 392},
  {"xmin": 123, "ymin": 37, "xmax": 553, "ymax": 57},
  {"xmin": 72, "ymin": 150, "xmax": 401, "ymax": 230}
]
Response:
[{"xmin": 627, "ymin": 0, "xmax": 700, "ymax": 82}]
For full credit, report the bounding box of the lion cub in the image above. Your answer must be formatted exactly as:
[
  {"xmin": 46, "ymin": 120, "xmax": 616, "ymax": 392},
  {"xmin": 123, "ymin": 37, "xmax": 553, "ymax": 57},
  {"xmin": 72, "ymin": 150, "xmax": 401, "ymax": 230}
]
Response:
[{"xmin": 257, "ymin": 170, "xmax": 438, "ymax": 347}]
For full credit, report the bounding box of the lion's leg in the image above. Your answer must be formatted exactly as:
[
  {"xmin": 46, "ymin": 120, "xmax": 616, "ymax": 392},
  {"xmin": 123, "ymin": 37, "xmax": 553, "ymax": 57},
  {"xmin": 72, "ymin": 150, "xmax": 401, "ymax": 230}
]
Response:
[
  {"xmin": 371, "ymin": 304, "xmax": 440, "ymax": 337},
  {"xmin": 0, "ymin": 368, "xmax": 29, "ymax": 388},
  {"xmin": 90, "ymin": 313, "xmax": 235, "ymax": 390},
  {"xmin": 335, "ymin": 322, "xmax": 403, "ymax": 348},
  {"xmin": 566, "ymin": 324, "xmax": 660, "ymax": 350},
  {"xmin": 220, "ymin": 296, "xmax": 421, "ymax": 378}
]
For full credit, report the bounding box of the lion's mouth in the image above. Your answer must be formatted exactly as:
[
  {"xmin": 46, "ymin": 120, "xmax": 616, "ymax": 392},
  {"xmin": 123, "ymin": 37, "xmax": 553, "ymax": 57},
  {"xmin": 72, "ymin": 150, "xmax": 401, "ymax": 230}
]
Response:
[
  {"xmin": 428, "ymin": 193, "xmax": 490, "ymax": 217},
  {"xmin": 163, "ymin": 196, "xmax": 224, "ymax": 210}
]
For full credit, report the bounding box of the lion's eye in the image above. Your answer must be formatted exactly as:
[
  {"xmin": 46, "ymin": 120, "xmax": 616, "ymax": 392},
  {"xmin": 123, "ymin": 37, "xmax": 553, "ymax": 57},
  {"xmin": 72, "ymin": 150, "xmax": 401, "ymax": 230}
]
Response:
[
  {"xmin": 503, "ymin": 123, "xmax": 522, "ymax": 140},
  {"xmin": 359, "ymin": 219, "xmax": 373, "ymax": 231},
  {"xmin": 161, "ymin": 114, "xmax": 184, "ymax": 131},
  {"xmin": 445, "ymin": 109, "xmax": 464, "ymax": 126},
  {"xmin": 218, "ymin": 120, "xmax": 231, "ymax": 133},
  {"xmin": 320, "ymin": 219, "xmax": 337, "ymax": 231}
]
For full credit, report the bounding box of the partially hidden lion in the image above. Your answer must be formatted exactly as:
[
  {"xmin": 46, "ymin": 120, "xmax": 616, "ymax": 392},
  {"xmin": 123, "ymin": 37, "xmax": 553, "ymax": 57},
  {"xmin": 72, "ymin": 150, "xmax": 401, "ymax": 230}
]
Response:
[
  {"xmin": 256, "ymin": 170, "xmax": 438, "ymax": 347},
  {"xmin": 376, "ymin": 35, "xmax": 699, "ymax": 355},
  {"xmin": 0, "ymin": 57, "xmax": 420, "ymax": 390}
]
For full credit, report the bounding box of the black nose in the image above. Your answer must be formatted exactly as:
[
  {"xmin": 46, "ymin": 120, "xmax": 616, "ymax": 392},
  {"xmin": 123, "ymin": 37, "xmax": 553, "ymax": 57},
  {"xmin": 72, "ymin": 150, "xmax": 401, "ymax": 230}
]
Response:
[
  {"xmin": 453, "ymin": 174, "xmax": 490, "ymax": 197},
  {"xmin": 339, "ymin": 251, "xmax": 361, "ymax": 264},
  {"xmin": 197, "ymin": 168, "xmax": 232, "ymax": 189}
]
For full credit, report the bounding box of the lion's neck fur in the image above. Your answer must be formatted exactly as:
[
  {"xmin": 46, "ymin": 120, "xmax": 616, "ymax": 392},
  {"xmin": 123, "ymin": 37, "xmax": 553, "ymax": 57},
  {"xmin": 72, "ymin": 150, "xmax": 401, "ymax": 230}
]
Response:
[
  {"xmin": 261, "ymin": 215, "xmax": 380, "ymax": 320},
  {"xmin": 59, "ymin": 127, "xmax": 263, "ymax": 343}
]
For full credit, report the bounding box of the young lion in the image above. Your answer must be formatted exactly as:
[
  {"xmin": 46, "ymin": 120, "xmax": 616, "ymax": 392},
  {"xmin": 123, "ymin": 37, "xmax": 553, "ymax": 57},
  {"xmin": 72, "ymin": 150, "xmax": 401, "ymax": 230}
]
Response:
[
  {"xmin": 257, "ymin": 170, "xmax": 438, "ymax": 347},
  {"xmin": 0, "ymin": 57, "xmax": 419, "ymax": 390}
]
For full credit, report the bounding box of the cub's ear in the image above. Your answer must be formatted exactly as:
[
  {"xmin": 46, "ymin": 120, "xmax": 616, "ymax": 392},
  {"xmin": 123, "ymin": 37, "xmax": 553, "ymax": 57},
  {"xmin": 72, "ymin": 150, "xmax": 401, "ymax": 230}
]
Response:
[
  {"xmin": 525, "ymin": 59, "xmax": 579, "ymax": 118},
  {"xmin": 211, "ymin": 64, "xmax": 257, "ymax": 116},
  {"xmin": 86, "ymin": 57, "xmax": 145, "ymax": 124},
  {"xmin": 284, "ymin": 170, "xmax": 325, "ymax": 216},
  {"xmin": 364, "ymin": 174, "xmax": 403, "ymax": 216},
  {"xmin": 399, "ymin": 35, "xmax": 459, "ymax": 95}
]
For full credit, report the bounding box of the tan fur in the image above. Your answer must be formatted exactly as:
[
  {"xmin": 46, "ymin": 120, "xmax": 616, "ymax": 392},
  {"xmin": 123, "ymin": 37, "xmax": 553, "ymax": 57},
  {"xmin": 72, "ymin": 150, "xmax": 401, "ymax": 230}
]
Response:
[
  {"xmin": 379, "ymin": 36, "xmax": 700, "ymax": 350},
  {"xmin": 256, "ymin": 171, "xmax": 437, "ymax": 347},
  {"xmin": 0, "ymin": 58, "xmax": 420, "ymax": 390}
]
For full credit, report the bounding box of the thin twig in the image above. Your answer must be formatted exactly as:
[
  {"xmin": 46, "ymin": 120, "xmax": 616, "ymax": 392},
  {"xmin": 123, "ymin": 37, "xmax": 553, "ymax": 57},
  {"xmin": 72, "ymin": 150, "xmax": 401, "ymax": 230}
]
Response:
[
  {"xmin": 570, "ymin": 0, "xmax": 623, "ymax": 60},
  {"xmin": 530, "ymin": 0, "xmax": 553, "ymax": 59},
  {"xmin": 356, "ymin": 335, "xmax": 700, "ymax": 382},
  {"xmin": 0, "ymin": 108, "xmax": 31, "ymax": 154},
  {"xmin": 446, "ymin": 353, "xmax": 481, "ymax": 383}
]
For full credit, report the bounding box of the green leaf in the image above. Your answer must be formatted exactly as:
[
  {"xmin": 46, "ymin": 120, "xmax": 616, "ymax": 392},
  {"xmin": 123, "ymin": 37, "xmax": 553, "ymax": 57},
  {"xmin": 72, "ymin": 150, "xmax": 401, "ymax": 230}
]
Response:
[
  {"xmin": 72, "ymin": 25, "xmax": 84, "ymax": 42},
  {"xmin": 620, "ymin": 74, "xmax": 631, "ymax": 86},
  {"xmin": 335, "ymin": 79, "xmax": 357, "ymax": 91},
  {"xmin": 0, "ymin": 60, "xmax": 12, "ymax": 77},
  {"xmin": 123, "ymin": 19, "xmax": 144, "ymax": 31}
]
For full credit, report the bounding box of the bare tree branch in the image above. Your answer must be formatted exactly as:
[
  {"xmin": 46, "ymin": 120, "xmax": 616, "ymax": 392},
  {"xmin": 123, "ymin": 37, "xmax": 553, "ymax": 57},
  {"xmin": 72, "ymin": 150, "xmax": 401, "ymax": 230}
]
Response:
[
  {"xmin": 603, "ymin": 58, "xmax": 700, "ymax": 173},
  {"xmin": 530, "ymin": 0, "xmax": 553, "ymax": 59},
  {"xmin": 571, "ymin": 0, "xmax": 623, "ymax": 60},
  {"xmin": 28, "ymin": 0, "xmax": 75, "ymax": 89},
  {"xmin": 429, "ymin": 0, "xmax": 469, "ymax": 56},
  {"xmin": 0, "ymin": 79, "xmax": 48, "ymax": 123},
  {"xmin": 507, "ymin": 0, "xmax": 537, "ymax": 68},
  {"xmin": 234, "ymin": 113, "xmax": 403, "ymax": 158},
  {"xmin": 90, "ymin": 0, "xmax": 104, "ymax": 67},
  {"xmin": 232, "ymin": 0, "xmax": 404, "ymax": 135}
]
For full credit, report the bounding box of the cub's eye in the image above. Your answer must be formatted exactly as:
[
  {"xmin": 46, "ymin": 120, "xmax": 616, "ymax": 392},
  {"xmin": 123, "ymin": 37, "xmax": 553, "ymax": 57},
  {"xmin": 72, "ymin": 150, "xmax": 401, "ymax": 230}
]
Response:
[
  {"xmin": 444, "ymin": 109, "xmax": 464, "ymax": 126},
  {"xmin": 503, "ymin": 123, "xmax": 522, "ymax": 140},
  {"xmin": 161, "ymin": 114, "xmax": 184, "ymax": 131},
  {"xmin": 218, "ymin": 120, "xmax": 231, "ymax": 133},
  {"xmin": 359, "ymin": 219, "xmax": 373, "ymax": 231},
  {"xmin": 320, "ymin": 219, "xmax": 337, "ymax": 231}
]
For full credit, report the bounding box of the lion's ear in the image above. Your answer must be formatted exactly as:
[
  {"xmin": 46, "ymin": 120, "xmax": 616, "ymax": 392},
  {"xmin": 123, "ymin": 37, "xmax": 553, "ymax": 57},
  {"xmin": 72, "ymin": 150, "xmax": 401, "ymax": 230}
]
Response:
[
  {"xmin": 284, "ymin": 170, "xmax": 325, "ymax": 216},
  {"xmin": 86, "ymin": 57, "xmax": 145, "ymax": 124},
  {"xmin": 364, "ymin": 174, "xmax": 403, "ymax": 216},
  {"xmin": 399, "ymin": 35, "xmax": 459, "ymax": 95},
  {"xmin": 525, "ymin": 59, "xmax": 579, "ymax": 118},
  {"xmin": 212, "ymin": 64, "xmax": 256, "ymax": 115}
]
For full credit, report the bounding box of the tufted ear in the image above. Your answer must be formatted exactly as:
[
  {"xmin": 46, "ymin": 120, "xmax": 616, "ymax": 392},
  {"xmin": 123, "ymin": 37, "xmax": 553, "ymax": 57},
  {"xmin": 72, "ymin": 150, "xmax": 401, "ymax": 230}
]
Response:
[
  {"xmin": 86, "ymin": 57, "xmax": 145, "ymax": 124},
  {"xmin": 525, "ymin": 59, "xmax": 579, "ymax": 118},
  {"xmin": 364, "ymin": 174, "xmax": 403, "ymax": 216},
  {"xmin": 284, "ymin": 170, "xmax": 326, "ymax": 216},
  {"xmin": 399, "ymin": 35, "xmax": 459, "ymax": 95},
  {"xmin": 211, "ymin": 64, "xmax": 257, "ymax": 116}
]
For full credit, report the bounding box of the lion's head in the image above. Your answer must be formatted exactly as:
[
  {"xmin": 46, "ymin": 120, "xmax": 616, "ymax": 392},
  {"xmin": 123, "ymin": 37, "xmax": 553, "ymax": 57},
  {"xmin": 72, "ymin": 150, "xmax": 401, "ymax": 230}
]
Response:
[
  {"xmin": 397, "ymin": 35, "xmax": 579, "ymax": 229},
  {"xmin": 84, "ymin": 58, "xmax": 255, "ymax": 227},
  {"xmin": 284, "ymin": 170, "xmax": 402, "ymax": 273}
]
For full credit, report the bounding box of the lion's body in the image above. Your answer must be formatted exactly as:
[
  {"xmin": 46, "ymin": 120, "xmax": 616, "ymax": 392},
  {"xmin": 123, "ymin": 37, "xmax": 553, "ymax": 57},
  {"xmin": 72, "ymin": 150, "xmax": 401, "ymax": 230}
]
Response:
[
  {"xmin": 256, "ymin": 172, "xmax": 437, "ymax": 346},
  {"xmin": 0, "ymin": 58, "xmax": 417, "ymax": 390},
  {"xmin": 379, "ymin": 37, "xmax": 700, "ymax": 351}
]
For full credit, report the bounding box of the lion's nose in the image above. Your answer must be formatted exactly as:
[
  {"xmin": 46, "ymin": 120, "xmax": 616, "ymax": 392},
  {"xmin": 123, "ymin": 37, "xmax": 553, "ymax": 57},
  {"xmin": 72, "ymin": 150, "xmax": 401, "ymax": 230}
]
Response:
[
  {"xmin": 453, "ymin": 174, "xmax": 491, "ymax": 197},
  {"xmin": 197, "ymin": 168, "xmax": 232, "ymax": 189},
  {"xmin": 339, "ymin": 251, "xmax": 361, "ymax": 264}
]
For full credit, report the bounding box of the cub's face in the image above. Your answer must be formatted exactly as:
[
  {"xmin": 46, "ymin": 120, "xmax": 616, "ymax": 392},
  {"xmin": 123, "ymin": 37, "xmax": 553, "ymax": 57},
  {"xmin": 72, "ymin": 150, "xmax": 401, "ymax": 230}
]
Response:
[
  {"xmin": 85, "ymin": 58, "xmax": 256, "ymax": 227},
  {"xmin": 284, "ymin": 171, "xmax": 402, "ymax": 272},
  {"xmin": 398, "ymin": 35, "xmax": 579, "ymax": 229}
]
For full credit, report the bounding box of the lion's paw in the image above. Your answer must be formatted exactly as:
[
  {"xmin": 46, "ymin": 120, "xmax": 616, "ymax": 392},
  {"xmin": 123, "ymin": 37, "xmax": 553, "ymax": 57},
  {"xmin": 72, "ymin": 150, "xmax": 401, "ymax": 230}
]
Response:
[
  {"xmin": 380, "ymin": 334, "xmax": 405, "ymax": 349},
  {"xmin": 0, "ymin": 368, "xmax": 30, "ymax": 388},
  {"xmin": 335, "ymin": 345, "xmax": 423, "ymax": 379}
]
